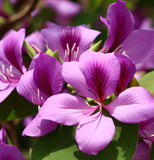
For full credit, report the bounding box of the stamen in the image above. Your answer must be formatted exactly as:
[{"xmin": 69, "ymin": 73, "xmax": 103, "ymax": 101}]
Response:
[
  {"xmin": 37, "ymin": 88, "xmax": 40, "ymax": 101},
  {"xmin": 74, "ymin": 46, "xmax": 79, "ymax": 59},
  {"xmin": 71, "ymin": 43, "xmax": 76, "ymax": 52},
  {"xmin": 6, "ymin": 68, "xmax": 10, "ymax": 75},
  {"xmin": 0, "ymin": 72, "xmax": 7, "ymax": 80},
  {"xmin": 66, "ymin": 43, "xmax": 70, "ymax": 55},
  {"xmin": 2, "ymin": 65, "xmax": 5, "ymax": 73}
]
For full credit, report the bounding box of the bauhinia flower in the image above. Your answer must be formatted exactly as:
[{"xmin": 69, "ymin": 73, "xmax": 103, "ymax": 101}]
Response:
[
  {"xmin": 0, "ymin": 127, "xmax": 24, "ymax": 160},
  {"xmin": 41, "ymin": 23, "xmax": 100, "ymax": 62},
  {"xmin": 24, "ymin": 50, "xmax": 154, "ymax": 155},
  {"xmin": 17, "ymin": 52, "xmax": 64, "ymax": 136},
  {"xmin": 100, "ymin": 0, "xmax": 154, "ymax": 71},
  {"xmin": 0, "ymin": 29, "xmax": 26, "ymax": 102}
]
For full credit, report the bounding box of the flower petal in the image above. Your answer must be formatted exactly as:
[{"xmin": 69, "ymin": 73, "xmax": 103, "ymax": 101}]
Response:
[
  {"xmin": 42, "ymin": 23, "xmax": 100, "ymax": 61},
  {"xmin": 133, "ymin": 141, "xmax": 150, "ymax": 160},
  {"xmin": 79, "ymin": 50, "xmax": 120, "ymax": 101},
  {"xmin": 17, "ymin": 53, "xmax": 63, "ymax": 105},
  {"xmin": 106, "ymin": 87, "xmax": 154, "ymax": 123},
  {"xmin": 115, "ymin": 54, "xmax": 136, "ymax": 95},
  {"xmin": 62, "ymin": 61, "xmax": 94, "ymax": 98},
  {"xmin": 100, "ymin": 0, "xmax": 134, "ymax": 52},
  {"xmin": 0, "ymin": 144, "xmax": 24, "ymax": 160},
  {"xmin": 33, "ymin": 53, "xmax": 63, "ymax": 96},
  {"xmin": 40, "ymin": 93, "xmax": 97, "ymax": 126},
  {"xmin": 1, "ymin": 29, "xmax": 25, "ymax": 73},
  {"xmin": 76, "ymin": 112, "xmax": 115, "ymax": 155},
  {"xmin": 121, "ymin": 30, "xmax": 154, "ymax": 65},
  {"xmin": 22, "ymin": 114, "xmax": 57, "ymax": 137},
  {"xmin": 24, "ymin": 31, "xmax": 47, "ymax": 53},
  {"xmin": 0, "ymin": 83, "xmax": 16, "ymax": 102},
  {"xmin": 17, "ymin": 69, "xmax": 46, "ymax": 105}
]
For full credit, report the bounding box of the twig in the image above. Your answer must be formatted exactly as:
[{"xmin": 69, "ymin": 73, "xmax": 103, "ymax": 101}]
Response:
[{"xmin": 0, "ymin": 0, "xmax": 39, "ymax": 38}]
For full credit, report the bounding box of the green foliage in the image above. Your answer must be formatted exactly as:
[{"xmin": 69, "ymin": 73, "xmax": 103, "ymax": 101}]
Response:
[
  {"xmin": 150, "ymin": 142, "xmax": 154, "ymax": 160},
  {"xmin": 138, "ymin": 71, "xmax": 154, "ymax": 93},
  {"xmin": 31, "ymin": 120, "xmax": 138, "ymax": 160},
  {"xmin": 0, "ymin": 90, "xmax": 38, "ymax": 121},
  {"xmin": 24, "ymin": 41, "xmax": 36, "ymax": 59}
]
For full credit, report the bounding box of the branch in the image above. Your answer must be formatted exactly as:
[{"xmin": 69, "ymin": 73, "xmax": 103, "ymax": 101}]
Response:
[{"xmin": 0, "ymin": 0, "xmax": 39, "ymax": 38}]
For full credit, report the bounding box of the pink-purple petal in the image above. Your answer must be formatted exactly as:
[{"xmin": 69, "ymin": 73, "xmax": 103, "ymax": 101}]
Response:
[
  {"xmin": 40, "ymin": 93, "xmax": 97, "ymax": 126},
  {"xmin": 2, "ymin": 29, "xmax": 25, "ymax": 73},
  {"xmin": 33, "ymin": 53, "xmax": 63, "ymax": 96},
  {"xmin": 62, "ymin": 61, "xmax": 95, "ymax": 99},
  {"xmin": 22, "ymin": 114, "xmax": 57, "ymax": 137},
  {"xmin": 17, "ymin": 70, "xmax": 46, "ymax": 105},
  {"xmin": 0, "ymin": 83, "xmax": 16, "ymax": 102},
  {"xmin": 115, "ymin": 54, "xmax": 136, "ymax": 95},
  {"xmin": 42, "ymin": 23, "xmax": 100, "ymax": 61},
  {"xmin": 121, "ymin": 30, "xmax": 154, "ymax": 65},
  {"xmin": 101, "ymin": 0, "xmax": 134, "ymax": 52},
  {"xmin": 75, "ymin": 112, "xmax": 115, "ymax": 155},
  {"xmin": 24, "ymin": 31, "xmax": 47, "ymax": 53},
  {"xmin": 133, "ymin": 141, "xmax": 150, "ymax": 160},
  {"xmin": 0, "ymin": 144, "xmax": 24, "ymax": 160},
  {"xmin": 79, "ymin": 50, "xmax": 120, "ymax": 101},
  {"xmin": 106, "ymin": 87, "xmax": 154, "ymax": 123}
]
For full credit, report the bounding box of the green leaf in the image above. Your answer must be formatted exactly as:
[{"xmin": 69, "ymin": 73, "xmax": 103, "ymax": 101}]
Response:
[
  {"xmin": 46, "ymin": 49, "xmax": 63, "ymax": 64},
  {"xmin": 31, "ymin": 121, "xmax": 138, "ymax": 160},
  {"xmin": 0, "ymin": 90, "xmax": 38, "ymax": 121},
  {"xmin": 90, "ymin": 40, "xmax": 102, "ymax": 52},
  {"xmin": 89, "ymin": 0, "xmax": 103, "ymax": 12},
  {"xmin": 24, "ymin": 41, "xmax": 36, "ymax": 59},
  {"xmin": 150, "ymin": 142, "xmax": 154, "ymax": 160},
  {"xmin": 138, "ymin": 71, "xmax": 154, "ymax": 93}
]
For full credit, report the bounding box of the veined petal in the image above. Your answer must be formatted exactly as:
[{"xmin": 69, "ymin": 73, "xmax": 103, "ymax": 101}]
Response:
[
  {"xmin": 33, "ymin": 53, "xmax": 63, "ymax": 96},
  {"xmin": 79, "ymin": 50, "xmax": 120, "ymax": 101},
  {"xmin": 121, "ymin": 30, "xmax": 154, "ymax": 65},
  {"xmin": 1, "ymin": 29, "xmax": 25, "ymax": 73},
  {"xmin": 22, "ymin": 114, "xmax": 57, "ymax": 137},
  {"xmin": 100, "ymin": 0, "xmax": 134, "ymax": 52},
  {"xmin": 106, "ymin": 87, "xmax": 154, "ymax": 123},
  {"xmin": 17, "ymin": 70, "xmax": 47, "ymax": 105},
  {"xmin": 76, "ymin": 112, "xmax": 115, "ymax": 155},
  {"xmin": 0, "ymin": 83, "xmax": 16, "ymax": 103},
  {"xmin": 42, "ymin": 23, "xmax": 100, "ymax": 61},
  {"xmin": 40, "ymin": 93, "xmax": 97, "ymax": 126},
  {"xmin": 62, "ymin": 61, "xmax": 95, "ymax": 99},
  {"xmin": 115, "ymin": 54, "xmax": 136, "ymax": 95}
]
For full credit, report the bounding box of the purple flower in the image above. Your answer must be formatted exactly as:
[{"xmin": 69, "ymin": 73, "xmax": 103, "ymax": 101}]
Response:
[
  {"xmin": 17, "ymin": 52, "xmax": 64, "ymax": 105},
  {"xmin": 26, "ymin": 50, "xmax": 154, "ymax": 154},
  {"xmin": 100, "ymin": 0, "xmax": 154, "ymax": 71},
  {"xmin": 0, "ymin": 127, "xmax": 24, "ymax": 160},
  {"xmin": 17, "ymin": 52, "xmax": 63, "ymax": 136},
  {"xmin": 42, "ymin": 23, "xmax": 100, "ymax": 62},
  {"xmin": 0, "ymin": 29, "xmax": 25, "ymax": 102}
]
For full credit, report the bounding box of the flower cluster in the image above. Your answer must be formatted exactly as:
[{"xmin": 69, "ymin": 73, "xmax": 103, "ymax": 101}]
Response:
[{"xmin": 0, "ymin": 0, "xmax": 154, "ymax": 159}]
